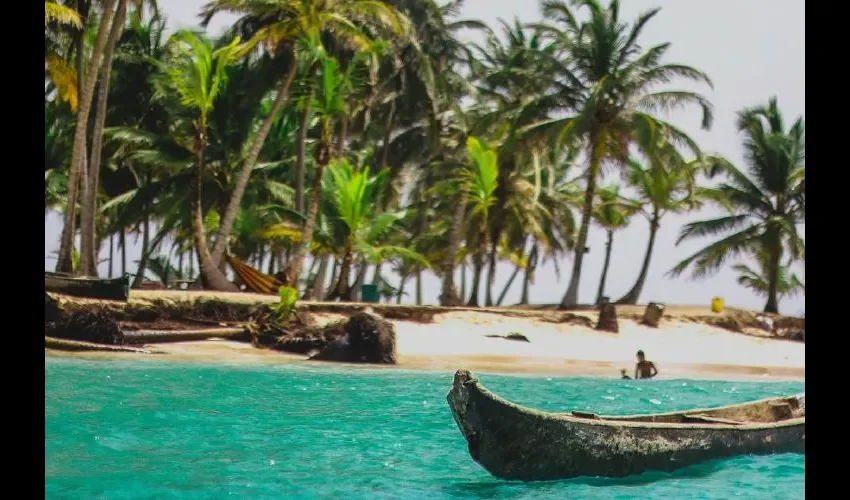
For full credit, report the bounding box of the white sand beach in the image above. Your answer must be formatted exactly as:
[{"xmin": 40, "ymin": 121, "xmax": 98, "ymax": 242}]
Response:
[{"xmin": 47, "ymin": 304, "xmax": 805, "ymax": 381}]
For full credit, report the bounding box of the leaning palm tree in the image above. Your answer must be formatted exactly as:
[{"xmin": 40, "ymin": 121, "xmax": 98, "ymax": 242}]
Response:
[
  {"xmin": 592, "ymin": 184, "xmax": 638, "ymax": 304},
  {"xmin": 529, "ymin": 0, "xmax": 713, "ymax": 308},
  {"xmin": 616, "ymin": 144, "xmax": 714, "ymax": 305},
  {"xmin": 669, "ymin": 98, "xmax": 805, "ymax": 314},
  {"xmin": 201, "ymin": 0, "xmax": 411, "ymax": 276}
]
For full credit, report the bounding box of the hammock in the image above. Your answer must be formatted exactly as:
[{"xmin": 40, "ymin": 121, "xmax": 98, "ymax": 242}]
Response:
[{"xmin": 225, "ymin": 253, "xmax": 285, "ymax": 295}]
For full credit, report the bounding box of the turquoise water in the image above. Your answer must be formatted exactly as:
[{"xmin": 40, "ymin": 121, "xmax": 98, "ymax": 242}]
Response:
[{"xmin": 45, "ymin": 357, "xmax": 804, "ymax": 499}]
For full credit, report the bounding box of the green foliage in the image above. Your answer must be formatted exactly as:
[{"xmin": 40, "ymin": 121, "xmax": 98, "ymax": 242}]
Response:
[{"xmin": 269, "ymin": 286, "xmax": 299, "ymax": 322}]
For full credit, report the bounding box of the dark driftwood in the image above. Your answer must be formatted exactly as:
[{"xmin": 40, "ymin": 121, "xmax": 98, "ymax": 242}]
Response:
[
  {"xmin": 446, "ymin": 370, "xmax": 804, "ymax": 481},
  {"xmin": 45, "ymin": 273, "xmax": 129, "ymax": 302},
  {"xmin": 123, "ymin": 328, "xmax": 248, "ymax": 344},
  {"xmin": 45, "ymin": 336, "xmax": 154, "ymax": 353}
]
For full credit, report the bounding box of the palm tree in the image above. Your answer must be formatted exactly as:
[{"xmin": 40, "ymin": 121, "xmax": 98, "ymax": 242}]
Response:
[
  {"xmin": 79, "ymin": 0, "xmax": 131, "ymax": 276},
  {"xmin": 201, "ymin": 0, "xmax": 411, "ymax": 277},
  {"xmin": 530, "ymin": 0, "xmax": 713, "ymax": 308},
  {"xmin": 616, "ymin": 146, "xmax": 711, "ymax": 305},
  {"xmin": 592, "ymin": 184, "xmax": 637, "ymax": 304},
  {"xmin": 46, "ymin": 1, "xmax": 83, "ymax": 26},
  {"xmin": 45, "ymin": 1, "xmax": 83, "ymax": 111},
  {"xmin": 55, "ymin": 0, "xmax": 119, "ymax": 274},
  {"xmin": 733, "ymin": 249, "xmax": 804, "ymax": 301},
  {"xmin": 458, "ymin": 137, "xmax": 499, "ymax": 306},
  {"xmin": 669, "ymin": 98, "xmax": 805, "ymax": 314},
  {"xmin": 321, "ymin": 158, "xmax": 425, "ymax": 301},
  {"xmin": 151, "ymin": 30, "xmax": 242, "ymax": 290}
]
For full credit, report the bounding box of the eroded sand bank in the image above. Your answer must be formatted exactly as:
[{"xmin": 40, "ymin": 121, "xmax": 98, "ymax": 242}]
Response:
[{"xmin": 46, "ymin": 309, "xmax": 804, "ymax": 381}]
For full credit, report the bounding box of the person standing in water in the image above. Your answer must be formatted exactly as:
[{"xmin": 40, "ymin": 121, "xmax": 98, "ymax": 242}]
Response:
[
  {"xmin": 620, "ymin": 369, "xmax": 631, "ymax": 380},
  {"xmin": 634, "ymin": 350, "xmax": 658, "ymax": 379}
]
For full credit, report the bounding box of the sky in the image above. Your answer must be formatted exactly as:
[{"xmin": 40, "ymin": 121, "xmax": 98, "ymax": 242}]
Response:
[{"xmin": 44, "ymin": 0, "xmax": 805, "ymax": 314}]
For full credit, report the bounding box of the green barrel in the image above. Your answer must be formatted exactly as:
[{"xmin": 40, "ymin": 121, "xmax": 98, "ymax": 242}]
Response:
[{"xmin": 360, "ymin": 284, "xmax": 380, "ymax": 303}]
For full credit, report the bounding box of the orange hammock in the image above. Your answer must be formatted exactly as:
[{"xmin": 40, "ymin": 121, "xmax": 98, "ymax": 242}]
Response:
[{"xmin": 225, "ymin": 254, "xmax": 285, "ymax": 295}]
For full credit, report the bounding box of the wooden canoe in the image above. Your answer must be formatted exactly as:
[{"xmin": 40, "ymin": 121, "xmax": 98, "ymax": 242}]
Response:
[
  {"xmin": 446, "ymin": 370, "xmax": 804, "ymax": 481},
  {"xmin": 45, "ymin": 272, "xmax": 130, "ymax": 302}
]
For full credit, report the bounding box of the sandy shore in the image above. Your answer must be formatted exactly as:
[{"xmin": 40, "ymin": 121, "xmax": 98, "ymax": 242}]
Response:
[{"xmin": 46, "ymin": 304, "xmax": 805, "ymax": 381}]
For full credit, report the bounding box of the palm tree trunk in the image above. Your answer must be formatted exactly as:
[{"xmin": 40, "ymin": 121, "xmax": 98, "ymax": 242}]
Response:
[
  {"xmin": 380, "ymin": 102, "xmax": 396, "ymax": 170},
  {"xmin": 178, "ymin": 250, "xmax": 184, "ymax": 279},
  {"xmin": 120, "ymin": 227, "xmax": 127, "ymax": 276},
  {"xmin": 132, "ymin": 213, "xmax": 150, "ymax": 288},
  {"xmin": 210, "ymin": 62, "xmax": 299, "ymax": 266},
  {"xmin": 460, "ymin": 262, "xmax": 467, "ymax": 302},
  {"xmin": 289, "ymin": 138, "xmax": 331, "ymax": 289},
  {"xmin": 440, "ymin": 195, "xmax": 467, "ymax": 305},
  {"xmin": 80, "ymin": 0, "xmax": 126, "ymax": 277},
  {"xmin": 764, "ymin": 246, "xmax": 782, "ymax": 314},
  {"xmin": 496, "ymin": 265, "xmax": 521, "ymax": 306},
  {"xmin": 560, "ymin": 138, "xmax": 602, "ymax": 308},
  {"xmin": 328, "ymin": 257, "xmax": 340, "ymax": 292},
  {"xmin": 617, "ymin": 214, "xmax": 659, "ymax": 305},
  {"xmin": 56, "ymin": 0, "xmax": 118, "ymax": 274},
  {"xmin": 396, "ymin": 274, "xmax": 408, "ymax": 304},
  {"xmin": 415, "ymin": 270, "xmax": 423, "ymax": 305},
  {"xmin": 192, "ymin": 140, "xmax": 238, "ymax": 291},
  {"xmin": 295, "ymin": 98, "xmax": 311, "ymax": 214},
  {"xmin": 350, "ymin": 259, "xmax": 368, "ymax": 301},
  {"xmin": 596, "ymin": 230, "xmax": 614, "ymax": 305},
  {"xmin": 485, "ymin": 241, "xmax": 498, "ymax": 306},
  {"xmin": 188, "ymin": 243, "xmax": 195, "ymax": 280},
  {"xmin": 327, "ymin": 249, "xmax": 354, "ymax": 301},
  {"xmin": 372, "ymin": 263, "xmax": 383, "ymax": 287},
  {"xmin": 108, "ymin": 233, "xmax": 114, "ymax": 278},
  {"xmin": 467, "ymin": 254, "xmax": 484, "ymax": 307},
  {"xmin": 308, "ymin": 255, "xmax": 329, "ymax": 300},
  {"xmin": 521, "ymin": 245, "xmax": 538, "ymax": 305}
]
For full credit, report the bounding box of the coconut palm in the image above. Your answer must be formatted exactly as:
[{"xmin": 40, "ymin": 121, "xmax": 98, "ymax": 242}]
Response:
[
  {"xmin": 592, "ymin": 184, "xmax": 638, "ymax": 304},
  {"xmin": 616, "ymin": 144, "xmax": 714, "ymax": 305},
  {"xmin": 201, "ymin": 0, "xmax": 411, "ymax": 275},
  {"xmin": 79, "ymin": 0, "xmax": 129, "ymax": 276},
  {"xmin": 149, "ymin": 30, "xmax": 243, "ymax": 290},
  {"xmin": 669, "ymin": 98, "xmax": 804, "ymax": 313},
  {"xmin": 733, "ymin": 249, "xmax": 804, "ymax": 301},
  {"xmin": 45, "ymin": 1, "xmax": 83, "ymax": 110},
  {"xmin": 529, "ymin": 0, "xmax": 713, "ymax": 308},
  {"xmin": 321, "ymin": 158, "xmax": 425, "ymax": 301},
  {"xmin": 55, "ymin": 0, "xmax": 119, "ymax": 274}
]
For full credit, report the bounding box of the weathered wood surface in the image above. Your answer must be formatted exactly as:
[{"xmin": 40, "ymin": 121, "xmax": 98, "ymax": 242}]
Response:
[
  {"xmin": 446, "ymin": 370, "xmax": 804, "ymax": 481},
  {"xmin": 45, "ymin": 273, "xmax": 129, "ymax": 302},
  {"xmin": 45, "ymin": 336, "xmax": 154, "ymax": 353}
]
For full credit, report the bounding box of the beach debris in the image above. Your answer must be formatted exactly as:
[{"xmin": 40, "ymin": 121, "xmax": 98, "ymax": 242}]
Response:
[
  {"xmin": 484, "ymin": 332, "xmax": 530, "ymax": 342},
  {"xmin": 45, "ymin": 291, "xmax": 62, "ymax": 323},
  {"xmin": 641, "ymin": 303, "xmax": 665, "ymax": 327},
  {"xmin": 45, "ymin": 292, "xmax": 125, "ymax": 345},
  {"xmin": 45, "ymin": 336, "xmax": 154, "ymax": 353},
  {"xmin": 595, "ymin": 302, "xmax": 619, "ymax": 333},
  {"xmin": 310, "ymin": 312, "xmax": 397, "ymax": 364}
]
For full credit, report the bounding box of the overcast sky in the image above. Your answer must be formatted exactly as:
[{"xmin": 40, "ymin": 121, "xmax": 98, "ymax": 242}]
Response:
[{"xmin": 44, "ymin": 0, "xmax": 805, "ymax": 314}]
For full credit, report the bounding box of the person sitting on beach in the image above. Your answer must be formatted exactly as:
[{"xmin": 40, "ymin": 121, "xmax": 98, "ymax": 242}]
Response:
[
  {"xmin": 620, "ymin": 369, "xmax": 631, "ymax": 380},
  {"xmin": 634, "ymin": 350, "xmax": 658, "ymax": 379}
]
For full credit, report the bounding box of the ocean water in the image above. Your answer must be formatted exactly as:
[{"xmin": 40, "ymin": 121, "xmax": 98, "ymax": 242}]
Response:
[{"xmin": 45, "ymin": 357, "xmax": 805, "ymax": 499}]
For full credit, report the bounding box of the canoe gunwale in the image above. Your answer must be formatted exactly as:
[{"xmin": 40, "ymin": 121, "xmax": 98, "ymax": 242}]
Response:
[{"xmin": 457, "ymin": 371, "xmax": 803, "ymax": 431}]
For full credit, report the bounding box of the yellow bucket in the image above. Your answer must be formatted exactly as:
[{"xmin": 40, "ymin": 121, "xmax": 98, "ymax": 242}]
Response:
[{"xmin": 711, "ymin": 297, "xmax": 724, "ymax": 313}]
